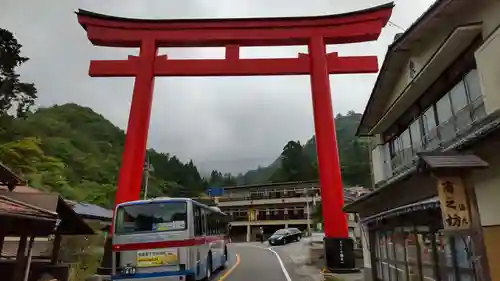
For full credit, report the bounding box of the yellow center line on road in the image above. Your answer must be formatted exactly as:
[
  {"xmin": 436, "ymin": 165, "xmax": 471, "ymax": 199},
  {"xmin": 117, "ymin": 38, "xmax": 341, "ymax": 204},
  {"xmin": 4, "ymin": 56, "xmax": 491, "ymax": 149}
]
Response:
[{"xmin": 218, "ymin": 253, "xmax": 240, "ymax": 281}]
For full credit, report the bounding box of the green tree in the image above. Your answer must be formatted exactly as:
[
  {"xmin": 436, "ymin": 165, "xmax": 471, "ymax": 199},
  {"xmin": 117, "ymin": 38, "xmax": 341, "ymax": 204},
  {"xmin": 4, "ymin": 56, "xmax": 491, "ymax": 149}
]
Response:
[
  {"xmin": 0, "ymin": 103, "xmax": 211, "ymax": 206},
  {"xmin": 0, "ymin": 28, "xmax": 37, "ymax": 117},
  {"xmin": 270, "ymin": 141, "xmax": 316, "ymax": 182},
  {"xmin": 236, "ymin": 112, "xmax": 372, "ymax": 187},
  {"xmin": 208, "ymin": 170, "xmax": 237, "ymax": 187}
]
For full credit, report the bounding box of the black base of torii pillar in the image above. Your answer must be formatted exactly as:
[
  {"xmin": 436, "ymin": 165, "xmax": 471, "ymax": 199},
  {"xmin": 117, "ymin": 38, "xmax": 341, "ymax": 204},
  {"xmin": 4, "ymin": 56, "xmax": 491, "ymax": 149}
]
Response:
[{"xmin": 324, "ymin": 237, "xmax": 360, "ymax": 273}]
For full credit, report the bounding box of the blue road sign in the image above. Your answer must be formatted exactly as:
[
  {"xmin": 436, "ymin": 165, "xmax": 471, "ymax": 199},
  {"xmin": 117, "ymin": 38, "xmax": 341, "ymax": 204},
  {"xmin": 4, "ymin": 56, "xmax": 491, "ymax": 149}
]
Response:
[{"xmin": 206, "ymin": 186, "xmax": 224, "ymax": 197}]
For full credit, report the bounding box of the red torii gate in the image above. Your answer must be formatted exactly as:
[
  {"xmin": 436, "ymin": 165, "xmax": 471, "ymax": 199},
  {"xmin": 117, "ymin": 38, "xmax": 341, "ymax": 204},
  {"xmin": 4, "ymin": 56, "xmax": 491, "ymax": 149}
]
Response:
[{"xmin": 77, "ymin": 3, "xmax": 393, "ymax": 272}]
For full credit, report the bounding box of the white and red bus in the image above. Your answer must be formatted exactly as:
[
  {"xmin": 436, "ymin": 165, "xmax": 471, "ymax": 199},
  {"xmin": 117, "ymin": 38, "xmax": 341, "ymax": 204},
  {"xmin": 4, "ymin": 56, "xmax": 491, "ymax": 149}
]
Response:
[{"xmin": 111, "ymin": 197, "xmax": 230, "ymax": 281}]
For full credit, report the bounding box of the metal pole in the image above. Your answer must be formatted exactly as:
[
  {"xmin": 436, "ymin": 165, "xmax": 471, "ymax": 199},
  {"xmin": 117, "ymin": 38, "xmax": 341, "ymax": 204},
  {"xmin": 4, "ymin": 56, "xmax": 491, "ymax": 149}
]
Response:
[
  {"xmin": 247, "ymin": 208, "xmax": 251, "ymax": 242},
  {"xmin": 306, "ymin": 188, "xmax": 312, "ymax": 237},
  {"xmin": 143, "ymin": 153, "xmax": 150, "ymax": 200},
  {"xmin": 22, "ymin": 236, "xmax": 35, "ymax": 281},
  {"xmin": 304, "ymin": 187, "xmax": 311, "ymax": 236},
  {"xmin": 143, "ymin": 168, "xmax": 150, "ymax": 200}
]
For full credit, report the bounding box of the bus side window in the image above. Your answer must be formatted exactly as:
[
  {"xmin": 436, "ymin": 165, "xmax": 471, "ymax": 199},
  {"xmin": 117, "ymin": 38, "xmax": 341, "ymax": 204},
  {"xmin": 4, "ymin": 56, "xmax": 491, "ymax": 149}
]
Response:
[
  {"xmin": 209, "ymin": 212, "xmax": 216, "ymax": 235},
  {"xmin": 217, "ymin": 214, "xmax": 222, "ymax": 235},
  {"xmin": 201, "ymin": 208, "xmax": 207, "ymax": 236},
  {"xmin": 215, "ymin": 215, "xmax": 220, "ymax": 235},
  {"xmin": 194, "ymin": 205, "xmax": 203, "ymax": 237},
  {"xmin": 216, "ymin": 214, "xmax": 221, "ymax": 235},
  {"xmin": 207, "ymin": 212, "xmax": 213, "ymax": 235}
]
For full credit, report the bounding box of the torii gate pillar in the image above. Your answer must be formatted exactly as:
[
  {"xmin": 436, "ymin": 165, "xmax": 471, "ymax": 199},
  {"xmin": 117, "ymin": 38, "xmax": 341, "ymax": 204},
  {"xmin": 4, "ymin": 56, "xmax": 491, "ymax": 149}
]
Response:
[{"xmin": 77, "ymin": 3, "xmax": 393, "ymax": 274}]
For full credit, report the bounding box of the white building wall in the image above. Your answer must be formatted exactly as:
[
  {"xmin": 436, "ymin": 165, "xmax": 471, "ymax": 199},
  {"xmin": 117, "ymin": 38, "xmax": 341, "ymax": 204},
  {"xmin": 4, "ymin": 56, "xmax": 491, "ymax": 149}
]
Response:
[
  {"xmin": 371, "ymin": 134, "xmax": 387, "ymax": 185},
  {"xmin": 475, "ymin": 24, "xmax": 500, "ymax": 115},
  {"xmin": 472, "ymin": 151, "xmax": 500, "ymax": 227}
]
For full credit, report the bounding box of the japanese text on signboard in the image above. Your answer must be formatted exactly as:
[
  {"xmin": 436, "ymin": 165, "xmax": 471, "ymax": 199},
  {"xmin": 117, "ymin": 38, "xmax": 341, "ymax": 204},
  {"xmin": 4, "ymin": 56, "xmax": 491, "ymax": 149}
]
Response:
[{"xmin": 437, "ymin": 177, "xmax": 471, "ymax": 230}]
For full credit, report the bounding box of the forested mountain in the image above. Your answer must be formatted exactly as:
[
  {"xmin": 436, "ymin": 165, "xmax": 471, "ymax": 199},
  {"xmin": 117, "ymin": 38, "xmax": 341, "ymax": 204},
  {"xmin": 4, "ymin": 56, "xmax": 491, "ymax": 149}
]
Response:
[
  {"xmin": 0, "ymin": 104, "xmax": 215, "ymax": 208},
  {"xmin": 236, "ymin": 111, "xmax": 372, "ymax": 188}
]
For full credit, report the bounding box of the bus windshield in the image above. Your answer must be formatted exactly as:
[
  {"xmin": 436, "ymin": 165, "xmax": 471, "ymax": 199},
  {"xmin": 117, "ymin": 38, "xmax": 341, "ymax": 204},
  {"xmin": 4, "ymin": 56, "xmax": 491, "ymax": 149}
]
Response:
[{"xmin": 115, "ymin": 201, "xmax": 187, "ymax": 234}]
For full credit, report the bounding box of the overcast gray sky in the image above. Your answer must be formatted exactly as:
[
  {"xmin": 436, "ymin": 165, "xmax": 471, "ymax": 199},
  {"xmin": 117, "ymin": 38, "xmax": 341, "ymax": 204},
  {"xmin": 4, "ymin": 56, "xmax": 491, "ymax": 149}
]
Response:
[{"xmin": 0, "ymin": 0, "xmax": 435, "ymax": 175}]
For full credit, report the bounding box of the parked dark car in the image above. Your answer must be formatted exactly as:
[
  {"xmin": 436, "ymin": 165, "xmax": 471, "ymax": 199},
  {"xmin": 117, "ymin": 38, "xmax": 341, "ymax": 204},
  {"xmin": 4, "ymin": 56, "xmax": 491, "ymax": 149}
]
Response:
[
  {"xmin": 268, "ymin": 228, "xmax": 302, "ymax": 245},
  {"xmin": 288, "ymin": 228, "xmax": 302, "ymax": 240}
]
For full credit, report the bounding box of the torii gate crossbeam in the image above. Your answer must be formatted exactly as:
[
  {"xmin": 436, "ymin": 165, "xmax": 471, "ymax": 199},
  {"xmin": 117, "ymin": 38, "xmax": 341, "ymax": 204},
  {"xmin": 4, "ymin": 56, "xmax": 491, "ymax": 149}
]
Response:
[{"xmin": 77, "ymin": 2, "xmax": 393, "ymax": 273}]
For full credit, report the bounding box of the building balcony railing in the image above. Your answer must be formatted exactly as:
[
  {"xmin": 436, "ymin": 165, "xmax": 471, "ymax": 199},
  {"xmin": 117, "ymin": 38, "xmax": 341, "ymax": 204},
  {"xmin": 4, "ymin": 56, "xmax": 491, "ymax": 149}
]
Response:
[
  {"xmin": 219, "ymin": 191, "xmax": 319, "ymax": 202},
  {"xmin": 231, "ymin": 213, "xmax": 309, "ymax": 221},
  {"xmin": 389, "ymin": 97, "xmax": 486, "ymax": 176}
]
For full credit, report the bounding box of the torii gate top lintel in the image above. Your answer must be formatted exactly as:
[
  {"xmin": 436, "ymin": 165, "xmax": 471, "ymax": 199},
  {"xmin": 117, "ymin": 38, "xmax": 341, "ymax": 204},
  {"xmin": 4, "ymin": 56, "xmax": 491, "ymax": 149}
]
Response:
[{"xmin": 76, "ymin": 2, "xmax": 393, "ymax": 48}]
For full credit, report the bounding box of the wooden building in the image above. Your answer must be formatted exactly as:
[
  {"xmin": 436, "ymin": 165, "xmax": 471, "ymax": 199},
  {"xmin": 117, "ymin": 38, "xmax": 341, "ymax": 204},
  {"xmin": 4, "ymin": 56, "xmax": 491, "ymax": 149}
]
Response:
[{"xmin": 345, "ymin": 1, "xmax": 500, "ymax": 281}]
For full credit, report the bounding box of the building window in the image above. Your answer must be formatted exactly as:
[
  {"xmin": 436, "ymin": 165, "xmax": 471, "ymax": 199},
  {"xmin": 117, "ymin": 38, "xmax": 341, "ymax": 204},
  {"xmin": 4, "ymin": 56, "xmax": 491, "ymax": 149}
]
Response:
[
  {"xmin": 348, "ymin": 227, "xmax": 355, "ymax": 238},
  {"xmin": 383, "ymin": 69, "xmax": 485, "ymax": 178},
  {"xmin": 373, "ymin": 226, "xmax": 480, "ymax": 281},
  {"xmin": 450, "ymin": 81, "xmax": 469, "ymax": 113},
  {"xmin": 464, "ymin": 69, "xmax": 486, "ymax": 121},
  {"xmin": 465, "ymin": 69, "xmax": 482, "ymax": 103},
  {"xmin": 453, "ymin": 236, "xmax": 475, "ymax": 281},
  {"xmin": 401, "ymin": 128, "xmax": 412, "ymax": 166},
  {"xmin": 450, "ymin": 80, "xmax": 471, "ymax": 133},
  {"xmin": 375, "ymin": 232, "xmax": 383, "ymax": 280},
  {"xmin": 436, "ymin": 92, "xmax": 455, "ymax": 142},
  {"xmin": 435, "ymin": 233, "xmax": 478, "ymax": 281},
  {"xmin": 422, "ymin": 105, "xmax": 438, "ymax": 149},
  {"xmin": 348, "ymin": 213, "xmax": 354, "ymax": 221},
  {"xmin": 409, "ymin": 119, "xmax": 422, "ymax": 154},
  {"xmin": 416, "ymin": 228, "xmax": 437, "ymax": 281},
  {"xmin": 406, "ymin": 231, "xmax": 421, "ymax": 281},
  {"xmin": 422, "ymin": 106, "xmax": 437, "ymax": 131}
]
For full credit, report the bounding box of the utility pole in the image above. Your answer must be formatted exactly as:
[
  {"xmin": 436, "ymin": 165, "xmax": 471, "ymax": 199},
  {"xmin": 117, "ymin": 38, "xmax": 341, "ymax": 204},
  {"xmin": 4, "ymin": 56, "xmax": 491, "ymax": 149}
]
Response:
[
  {"xmin": 305, "ymin": 187, "xmax": 312, "ymax": 237},
  {"xmin": 143, "ymin": 153, "xmax": 154, "ymax": 199},
  {"xmin": 247, "ymin": 208, "xmax": 252, "ymax": 242}
]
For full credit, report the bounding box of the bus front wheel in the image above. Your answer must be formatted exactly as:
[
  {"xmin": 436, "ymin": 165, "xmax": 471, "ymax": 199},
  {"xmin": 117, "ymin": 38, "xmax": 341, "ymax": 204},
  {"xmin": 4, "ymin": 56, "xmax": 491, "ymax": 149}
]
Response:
[
  {"xmin": 220, "ymin": 247, "xmax": 228, "ymax": 269},
  {"xmin": 205, "ymin": 254, "xmax": 213, "ymax": 280}
]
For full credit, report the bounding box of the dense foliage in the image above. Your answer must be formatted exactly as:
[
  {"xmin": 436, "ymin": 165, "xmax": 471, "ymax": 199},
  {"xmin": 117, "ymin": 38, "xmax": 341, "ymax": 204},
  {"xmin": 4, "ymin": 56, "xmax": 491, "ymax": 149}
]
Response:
[
  {"xmin": 237, "ymin": 111, "xmax": 372, "ymax": 188},
  {"xmin": 0, "ymin": 28, "xmax": 37, "ymax": 117},
  {"xmin": 269, "ymin": 140, "xmax": 317, "ymax": 182},
  {"xmin": 0, "ymin": 104, "xmax": 215, "ymax": 207}
]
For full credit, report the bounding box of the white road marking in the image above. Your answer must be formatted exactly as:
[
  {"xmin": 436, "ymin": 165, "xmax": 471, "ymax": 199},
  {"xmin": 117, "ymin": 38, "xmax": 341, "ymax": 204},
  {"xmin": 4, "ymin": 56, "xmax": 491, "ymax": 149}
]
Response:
[
  {"xmin": 237, "ymin": 244, "xmax": 292, "ymax": 281},
  {"xmin": 267, "ymin": 246, "xmax": 293, "ymax": 281}
]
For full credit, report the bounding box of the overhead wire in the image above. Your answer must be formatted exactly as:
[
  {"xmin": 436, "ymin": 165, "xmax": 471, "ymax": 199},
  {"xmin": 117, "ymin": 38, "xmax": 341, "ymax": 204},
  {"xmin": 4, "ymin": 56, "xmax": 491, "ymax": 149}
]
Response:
[{"xmin": 388, "ymin": 20, "xmax": 406, "ymax": 32}]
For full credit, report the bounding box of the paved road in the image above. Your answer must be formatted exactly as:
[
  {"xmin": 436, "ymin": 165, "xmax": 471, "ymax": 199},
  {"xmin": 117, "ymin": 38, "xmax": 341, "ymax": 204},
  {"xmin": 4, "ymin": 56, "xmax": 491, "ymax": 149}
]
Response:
[
  {"xmin": 216, "ymin": 235, "xmax": 362, "ymax": 281},
  {"xmin": 217, "ymin": 241, "xmax": 322, "ymax": 281},
  {"xmin": 221, "ymin": 243, "xmax": 292, "ymax": 281}
]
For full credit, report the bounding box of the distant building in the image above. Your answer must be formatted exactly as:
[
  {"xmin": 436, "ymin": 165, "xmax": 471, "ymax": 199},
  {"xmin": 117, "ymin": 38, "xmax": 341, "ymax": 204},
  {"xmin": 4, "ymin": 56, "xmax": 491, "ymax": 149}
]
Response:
[
  {"xmin": 346, "ymin": 1, "xmax": 500, "ymax": 281},
  {"xmin": 215, "ymin": 180, "xmax": 362, "ymax": 244}
]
